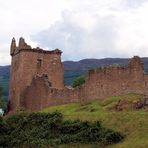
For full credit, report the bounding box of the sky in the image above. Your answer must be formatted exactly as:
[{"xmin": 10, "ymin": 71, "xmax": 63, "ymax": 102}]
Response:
[{"xmin": 1, "ymin": 0, "xmax": 148, "ymax": 65}]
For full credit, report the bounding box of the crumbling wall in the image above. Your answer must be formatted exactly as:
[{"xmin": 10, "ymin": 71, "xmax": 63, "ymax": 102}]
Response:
[
  {"xmin": 9, "ymin": 37, "xmax": 64, "ymax": 112},
  {"xmin": 83, "ymin": 56, "xmax": 147, "ymax": 100},
  {"xmin": 21, "ymin": 74, "xmax": 83, "ymax": 111},
  {"xmin": 21, "ymin": 56, "xmax": 148, "ymax": 111},
  {"xmin": 9, "ymin": 38, "xmax": 148, "ymax": 112}
]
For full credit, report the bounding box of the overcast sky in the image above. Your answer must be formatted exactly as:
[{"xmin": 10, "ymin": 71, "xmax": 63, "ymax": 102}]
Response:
[{"xmin": 1, "ymin": 0, "xmax": 148, "ymax": 65}]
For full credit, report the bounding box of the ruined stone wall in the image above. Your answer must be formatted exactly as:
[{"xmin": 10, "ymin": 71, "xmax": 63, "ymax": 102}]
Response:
[
  {"xmin": 9, "ymin": 37, "xmax": 148, "ymax": 112},
  {"xmin": 9, "ymin": 37, "xmax": 64, "ymax": 112},
  {"xmin": 20, "ymin": 75, "xmax": 81, "ymax": 111},
  {"xmin": 18, "ymin": 49, "xmax": 64, "ymax": 89},
  {"xmin": 9, "ymin": 51, "xmax": 24, "ymax": 111},
  {"xmin": 81, "ymin": 56, "xmax": 148, "ymax": 101},
  {"xmin": 20, "ymin": 56, "xmax": 148, "ymax": 111}
]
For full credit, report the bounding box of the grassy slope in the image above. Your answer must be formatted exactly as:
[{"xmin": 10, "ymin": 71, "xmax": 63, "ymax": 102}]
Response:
[{"xmin": 42, "ymin": 93, "xmax": 148, "ymax": 148}]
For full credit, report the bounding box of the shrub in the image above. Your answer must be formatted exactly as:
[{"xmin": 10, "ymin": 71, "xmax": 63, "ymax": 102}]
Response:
[
  {"xmin": 0, "ymin": 111, "xmax": 124, "ymax": 147},
  {"xmin": 0, "ymin": 85, "xmax": 7, "ymax": 113},
  {"xmin": 72, "ymin": 75, "xmax": 85, "ymax": 88}
]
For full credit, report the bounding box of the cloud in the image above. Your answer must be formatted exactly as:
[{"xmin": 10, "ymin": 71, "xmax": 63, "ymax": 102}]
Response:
[
  {"xmin": 0, "ymin": 0, "xmax": 71, "ymax": 65},
  {"xmin": 1, "ymin": 0, "xmax": 148, "ymax": 65},
  {"xmin": 31, "ymin": 12, "xmax": 119, "ymax": 60},
  {"xmin": 124, "ymin": 0, "xmax": 147, "ymax": 8},
  {"xmin": 32, "ymin": 0, "xmax": 148, "ymax": 61}
]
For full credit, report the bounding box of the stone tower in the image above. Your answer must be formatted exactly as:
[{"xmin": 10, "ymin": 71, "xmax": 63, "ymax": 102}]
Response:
[{"xmin": 9, "ymin": 37, "xmax": 64, "ymax": 112}]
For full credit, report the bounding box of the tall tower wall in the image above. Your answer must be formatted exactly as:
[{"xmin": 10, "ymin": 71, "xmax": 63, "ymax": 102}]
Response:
[{"xmin": 9, "ymin": 37, "xmax": 64, "ymax": 111}]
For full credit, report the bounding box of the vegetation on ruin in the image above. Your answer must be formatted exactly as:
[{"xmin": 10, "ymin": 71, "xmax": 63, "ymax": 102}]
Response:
[
  {"xmin": 72, "ymin": 75, "xmax": 85, "ymax": 88},
  {"xmin": 42, "ymin": 93, "xmax": 148, "ymax": 148},
  {"xmin": 0, "ymin": 111, "xmax": 124, "ymax": 147}
]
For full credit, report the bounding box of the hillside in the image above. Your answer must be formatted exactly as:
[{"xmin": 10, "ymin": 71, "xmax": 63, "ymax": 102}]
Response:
[
  {"xmin": 0, "ymin": 66, "xmax": 10, "ymax": 100},
  {"xmin": 42, "ymin": 93, "xmax": 148, "ymax": 148},
  {"xmin": 1, "ymin": 57, "xmax": 148, "ymax": 100}
]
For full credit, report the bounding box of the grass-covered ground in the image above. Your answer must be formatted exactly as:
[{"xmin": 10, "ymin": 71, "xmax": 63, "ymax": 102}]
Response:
[{"xmin": 42, "ymin": 93, "xmax": 148, "ymax": 148}]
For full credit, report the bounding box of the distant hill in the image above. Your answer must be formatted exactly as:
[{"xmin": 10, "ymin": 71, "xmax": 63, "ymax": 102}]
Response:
[
  {"xmin": 64, "ymin": 58, "xmax": 129, "ymax": 84},
  {"xmin": 64, "ymin": 57, "xmax": 148, "ymax": 84},
  {"xmin": 0, "ymin": 65, "xmax": 10, "ymax": 100},
  {"xmin": 1, "ymin": 57, "xmax": 148, "ymax": 100}
]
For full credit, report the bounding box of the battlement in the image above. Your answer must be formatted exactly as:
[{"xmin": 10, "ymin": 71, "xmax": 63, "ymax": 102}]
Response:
[
  {"xmin": 87, "ymin": 55, "xmax": 143, "ymax": 78},
  {"xmin": 10, "ymin": 37, "xmax": 62, "ymax": 56}
]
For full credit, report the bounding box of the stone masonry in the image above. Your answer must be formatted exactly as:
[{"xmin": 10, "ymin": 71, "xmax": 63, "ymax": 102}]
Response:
[
  {"xmin": 8, "ymin": 37, "xmax": 148, "ymax": 112},
  {"xmin": 9, "ymin": 37, "xmax": 64, "ymax": 111}
]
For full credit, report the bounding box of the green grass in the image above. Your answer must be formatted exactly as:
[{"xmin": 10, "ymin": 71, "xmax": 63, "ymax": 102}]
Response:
[{"xmin": 42, "ymin": 93, "xmax": 148, "ymax": 148}]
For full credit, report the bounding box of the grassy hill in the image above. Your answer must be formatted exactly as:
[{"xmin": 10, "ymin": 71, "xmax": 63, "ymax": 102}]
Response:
[{"xmin": 42, "ymin": 93, "xmax": 148, "ymax": 148}]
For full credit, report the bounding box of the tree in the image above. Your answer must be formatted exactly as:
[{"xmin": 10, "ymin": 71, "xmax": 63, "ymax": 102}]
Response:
[
  {"xmin": 72, "ymin": 75, "xmax": 85, "ymax": 88},
  {"xmin": 0, "ymin": 85, "xmax": 7, "ymax": 114},
  {"xmin": 0, "ymin": 85, "xmax": 2, "ymax": 97}
]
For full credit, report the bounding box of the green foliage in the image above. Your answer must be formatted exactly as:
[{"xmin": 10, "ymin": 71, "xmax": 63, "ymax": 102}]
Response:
[
  {"xmin": 42, "ymin": 93, "xmax": 148, "ymax": 148},
  {"xmin": 0, "ymin": 75, "xmax": 9, "ymax": 101},
  {"xmin": 0, "ymin": 87, "xmax": 7, "ymax": 114},
  {"xmin": 72, "ymin": 75, "xmax": 85, "ymax": 88},
  {"xmin": 59, "ymin": 120, "xmax": 124, "ymax": 145},
  {"xmin": 0, "ymin": 111, "xmax": 124, "ymax": 147},
  {"xmin": 0, "ymin": 85, "xmax": 7, "ymax": 113},
  {"xmin": 0, "ymin": 100, "xmax": 7, "ymax": 114}
]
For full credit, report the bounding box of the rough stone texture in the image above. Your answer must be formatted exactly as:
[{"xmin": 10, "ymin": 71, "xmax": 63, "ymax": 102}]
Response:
[
  {"xmin": 83, "ymin": 56, "xmax": 146, "ymax": 100},
  {"xmin": 8, "ymin": 37, "xmax": 148, "ymax": 112},
  {"xmin": 9, "ymin": 37, "xmax": 64, "ymax": 111},
  {"xmin": 133, "ymin": 98, "xmax": 148, "ymax": 110},
  {"xmin": 10, "ymin": 37, "xmax": 16, "ymax": 55},
  {"xmin": 20, "ymin": 74, "xmax": 81, "ymax": 111}
]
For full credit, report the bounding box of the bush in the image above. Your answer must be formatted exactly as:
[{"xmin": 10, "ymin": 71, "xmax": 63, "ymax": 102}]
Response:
[
  {"xmin": 0, "ymin": 85, "xmax": 7, "ymax": 113},
  {"xmin": 72, "ymin": 75, "xmax": 85, "ymax": 88},
  {"xmin": 0, "ymin": 111, "xmax": 124, "ymax": 147}
]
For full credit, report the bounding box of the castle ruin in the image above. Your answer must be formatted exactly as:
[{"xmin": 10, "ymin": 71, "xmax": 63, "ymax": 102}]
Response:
[
  {"xmin": 9, "ymin": 37, "xmax": 64, "ymax": 111},
  {"xmin": 9, "ymin": 37, "xmax": 148, "ymax": 112}
]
